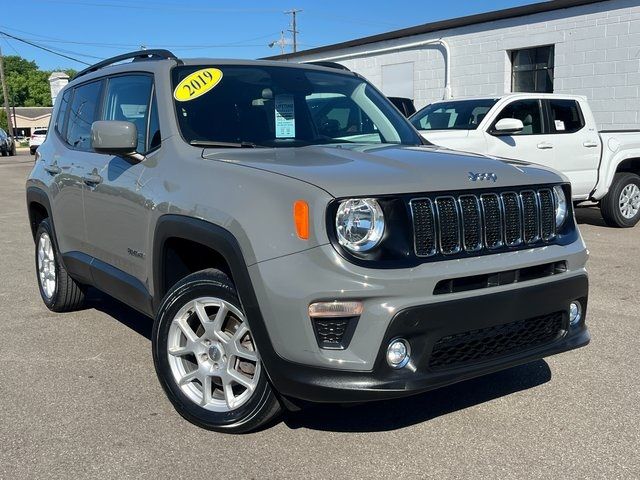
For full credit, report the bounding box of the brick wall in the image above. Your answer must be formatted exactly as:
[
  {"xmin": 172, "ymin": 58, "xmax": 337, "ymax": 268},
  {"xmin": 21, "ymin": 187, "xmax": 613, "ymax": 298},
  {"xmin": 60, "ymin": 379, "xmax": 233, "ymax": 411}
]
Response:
[{"xmin": 288, "ymin": 0, "xmax": 640, "ymax": 130}]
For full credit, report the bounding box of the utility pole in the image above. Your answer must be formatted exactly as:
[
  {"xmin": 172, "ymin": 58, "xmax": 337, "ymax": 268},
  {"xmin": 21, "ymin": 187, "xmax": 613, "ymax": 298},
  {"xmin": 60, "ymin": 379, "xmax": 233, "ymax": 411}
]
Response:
[
  {"xmin": 285, "ymin": 9, "xmax": 302, "ymax": 53},
  {"xmin": 0, "ymin": 47, "xmax": 14, "ymax": 141}
]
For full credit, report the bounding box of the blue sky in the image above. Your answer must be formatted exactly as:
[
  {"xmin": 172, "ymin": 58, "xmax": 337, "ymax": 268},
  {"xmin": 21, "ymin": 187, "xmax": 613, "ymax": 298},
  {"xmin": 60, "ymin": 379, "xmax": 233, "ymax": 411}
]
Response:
[{"xmin": 1, "ymin": 0, "xmax": 533, "ymax": 71}]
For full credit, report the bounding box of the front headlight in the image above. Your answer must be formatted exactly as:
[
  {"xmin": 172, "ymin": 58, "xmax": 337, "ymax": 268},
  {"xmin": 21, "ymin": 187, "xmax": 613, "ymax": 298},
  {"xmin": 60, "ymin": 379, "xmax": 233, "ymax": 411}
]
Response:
[
  {"xmin": 553, "ymin": 185, "xmax": 568, "ymax": 228},
  {"xmin": 335, "ymin": 198, "xmax": 385, "ymax": 252}
]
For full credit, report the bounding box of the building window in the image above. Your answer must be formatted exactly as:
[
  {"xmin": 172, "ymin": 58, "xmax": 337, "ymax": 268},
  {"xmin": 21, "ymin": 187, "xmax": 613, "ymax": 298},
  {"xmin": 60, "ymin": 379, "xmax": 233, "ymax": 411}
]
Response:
[{"xmin": 511, "ymin": 45, "xmax": 554, "ymax": 93}]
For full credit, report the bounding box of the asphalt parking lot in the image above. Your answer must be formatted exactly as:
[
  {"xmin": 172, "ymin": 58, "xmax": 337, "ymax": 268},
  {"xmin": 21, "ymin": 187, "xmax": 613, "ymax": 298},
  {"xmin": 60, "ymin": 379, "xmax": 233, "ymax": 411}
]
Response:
[{"xmin": 1, "ymin": 150, "xmax": 638, "ymax": 479}]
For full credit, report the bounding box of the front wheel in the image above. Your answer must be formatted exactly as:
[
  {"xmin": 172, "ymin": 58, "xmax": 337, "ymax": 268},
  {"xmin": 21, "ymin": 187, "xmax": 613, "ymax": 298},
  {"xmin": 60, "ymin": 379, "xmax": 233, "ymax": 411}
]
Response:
[
  {"xmin": 600, "ymin": 172, "xmax": 640, "ymax": 227},
  {"xmin": 152, "ymin": 269, "xmax": 281, "ymax": 433}
]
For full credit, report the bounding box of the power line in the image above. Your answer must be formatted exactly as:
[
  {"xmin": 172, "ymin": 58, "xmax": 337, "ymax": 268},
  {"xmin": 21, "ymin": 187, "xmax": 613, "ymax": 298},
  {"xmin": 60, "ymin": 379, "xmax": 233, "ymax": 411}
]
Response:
[
  {"xmin": 0, "ymin": 30, "xmax": 91, "ymax": 65},
  {"xmin": 0, "ymin": 25, "xmax": 282, "ymax": 51}
]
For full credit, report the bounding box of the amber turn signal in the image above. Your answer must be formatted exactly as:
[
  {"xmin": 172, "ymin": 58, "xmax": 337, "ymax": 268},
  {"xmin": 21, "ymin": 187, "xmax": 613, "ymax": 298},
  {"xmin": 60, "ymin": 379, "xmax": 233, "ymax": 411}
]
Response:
[{"xmin": 293, "ymin": 200, "xmax": 309, "ymax": 240}]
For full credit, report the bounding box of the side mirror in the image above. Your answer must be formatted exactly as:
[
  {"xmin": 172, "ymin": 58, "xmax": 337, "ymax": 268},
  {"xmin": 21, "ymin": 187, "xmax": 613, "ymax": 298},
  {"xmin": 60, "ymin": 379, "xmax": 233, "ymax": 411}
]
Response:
[
  {"xmin": 91, "ymin": 121, "xmax": 142, "ymax": 160},
  {"xmin": 492, "ymin": 118, "xmax": 524, "ymax": 135}
]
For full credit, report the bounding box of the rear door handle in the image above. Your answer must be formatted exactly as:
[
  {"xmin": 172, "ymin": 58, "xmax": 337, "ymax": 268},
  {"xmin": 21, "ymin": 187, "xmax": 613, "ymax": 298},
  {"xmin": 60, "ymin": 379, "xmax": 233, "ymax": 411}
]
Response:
[
  {"xmin": 44, "ymin": 164, "xmax": 61, "ymax": 175},
  {"xmin": 583, "ymin": 141, "xmax": 599, "ymax": 148},
  {"xmin": 536, "ymin": 142, "xmax": 554, "ymax": 150},
  {"xmin": 83, "ymin": 173, "xmax": 103, "ymax": 186}
]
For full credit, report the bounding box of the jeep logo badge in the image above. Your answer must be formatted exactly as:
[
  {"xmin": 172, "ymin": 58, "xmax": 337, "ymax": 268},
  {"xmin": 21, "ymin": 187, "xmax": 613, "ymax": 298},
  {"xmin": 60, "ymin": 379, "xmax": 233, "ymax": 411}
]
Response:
[{"xmin": 468, "ymin": 172, "xmax": 498, "ymax": 183}]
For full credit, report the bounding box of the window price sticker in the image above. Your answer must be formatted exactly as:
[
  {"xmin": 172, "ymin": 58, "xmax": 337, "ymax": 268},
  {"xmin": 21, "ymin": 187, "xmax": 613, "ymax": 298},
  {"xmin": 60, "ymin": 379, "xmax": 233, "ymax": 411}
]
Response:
[{"xmin": 275, "ymin": 94, "xmax": 296, "ymax": 138}]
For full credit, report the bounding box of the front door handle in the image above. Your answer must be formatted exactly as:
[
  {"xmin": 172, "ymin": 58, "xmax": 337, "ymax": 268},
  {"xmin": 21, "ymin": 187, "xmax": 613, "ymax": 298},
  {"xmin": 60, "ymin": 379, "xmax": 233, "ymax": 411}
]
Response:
[
  {"xmin": 536, "ymin": 142, "xmax": 554, "ymax": 150},
  {"xmin": 44, "ymin": 163, "xmax": 61, "ymax": 175},
  {"xmin": 583, "ymin": 141, "xmax": 599, "ymax": 148},
  {"xmin": 83, "ymin": 172, "xmax": 103, "ymax": 186}
]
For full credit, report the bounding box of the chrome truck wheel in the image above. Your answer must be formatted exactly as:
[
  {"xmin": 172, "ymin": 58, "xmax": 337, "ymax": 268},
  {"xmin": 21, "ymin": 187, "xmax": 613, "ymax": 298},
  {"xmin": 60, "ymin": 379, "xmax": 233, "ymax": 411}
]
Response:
[
  {"xmin": 601, "ymin": 172, "xmax": 640, "ymax": 228},
  {"xmin": 619, "ymin": 183, "xmax": 640, "ymax": 220}
]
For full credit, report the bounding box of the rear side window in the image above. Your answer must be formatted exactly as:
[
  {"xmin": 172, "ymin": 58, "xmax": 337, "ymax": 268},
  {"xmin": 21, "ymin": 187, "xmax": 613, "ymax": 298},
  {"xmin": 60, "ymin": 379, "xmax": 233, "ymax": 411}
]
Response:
[
  {"xmin": 54, "ymin": 90, "xmax": 71, "ymax": 137},
  {"xmin": 67, "ymin": 81, "xmax": 102, "ymax": 151},
  {"xmin": 493, "ymin": 99, "xmax": 543, "ymax": 135},
  {"xmin": 102, "ymin": 75, "xmax": 154, "ymax": 153},
  {"xmin": 34, "ymin": 129, "xmax": 48, "ymax": 136},
  {"xmin": 548, "ymin": 99, "xmax": 584, "ymax": 133}
]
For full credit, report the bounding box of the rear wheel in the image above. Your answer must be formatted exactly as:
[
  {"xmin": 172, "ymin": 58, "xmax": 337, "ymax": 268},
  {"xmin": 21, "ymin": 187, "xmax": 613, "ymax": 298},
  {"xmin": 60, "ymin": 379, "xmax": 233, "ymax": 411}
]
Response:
[
  {"xmin": 35, "ymin": 219, "xmax": 86, "ymax": 311},
  {"xmin": 600, "ymin": 172, "xmax": 640, "ymax": 227},
  {"xmin": 152, "ymin": 269, "xmax": 281, "ymax": 433}
]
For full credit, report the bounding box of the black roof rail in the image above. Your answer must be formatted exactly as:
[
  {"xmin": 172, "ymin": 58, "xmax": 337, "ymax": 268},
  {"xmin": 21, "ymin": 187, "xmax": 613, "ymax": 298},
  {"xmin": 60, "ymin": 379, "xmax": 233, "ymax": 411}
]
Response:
[
  {"xmin": 74, "ymin": 49, "xmax": 181, "ymax": 79},
  {"xmin": 304, "ymin": 61, "xmax": 351, "ymax": 71}
]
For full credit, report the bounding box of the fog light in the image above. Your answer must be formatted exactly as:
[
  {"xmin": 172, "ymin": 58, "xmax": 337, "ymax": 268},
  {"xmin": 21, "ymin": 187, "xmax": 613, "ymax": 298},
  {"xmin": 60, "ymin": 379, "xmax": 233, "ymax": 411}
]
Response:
[
  {"xmin": 569, "ymin": 301, "xmax": 582, "ymax": 326},
  {"xmin": 387, "ymin": 338, "xmax": 410, "ymax": 369}
]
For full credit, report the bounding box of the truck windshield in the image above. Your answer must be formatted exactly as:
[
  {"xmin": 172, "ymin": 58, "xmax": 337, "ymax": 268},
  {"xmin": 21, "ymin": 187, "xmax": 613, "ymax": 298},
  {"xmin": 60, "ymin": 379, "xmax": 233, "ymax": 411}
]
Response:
[
  {"xmin": 410, "ymin": 99, "xmax": 499, "ymax": 131},
  {"xmin": 171, "ymin": 65, "xmax": 422, "ymax": 148}
]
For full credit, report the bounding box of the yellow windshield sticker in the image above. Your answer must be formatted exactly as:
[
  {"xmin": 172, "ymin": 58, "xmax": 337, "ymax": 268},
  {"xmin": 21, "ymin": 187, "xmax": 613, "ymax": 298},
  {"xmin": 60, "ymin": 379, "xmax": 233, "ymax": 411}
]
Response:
[{"xmin": 173, "ymin": 68, "xmax": 223, "ymax": 102}]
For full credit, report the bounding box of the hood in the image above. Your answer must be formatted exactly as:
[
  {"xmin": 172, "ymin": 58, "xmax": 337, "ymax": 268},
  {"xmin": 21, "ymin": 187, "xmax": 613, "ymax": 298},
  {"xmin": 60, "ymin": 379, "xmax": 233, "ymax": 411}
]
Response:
[{"xmin": 202, "ymin": 144, "xmax": 563, "ymax": 198}]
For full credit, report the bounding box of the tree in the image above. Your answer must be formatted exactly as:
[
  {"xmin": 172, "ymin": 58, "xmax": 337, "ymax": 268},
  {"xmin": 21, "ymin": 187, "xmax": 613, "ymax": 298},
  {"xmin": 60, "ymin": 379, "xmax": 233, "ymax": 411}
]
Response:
[{"xmin": 0, "ymin": 55, "xmax": 76, "ymax": 108}]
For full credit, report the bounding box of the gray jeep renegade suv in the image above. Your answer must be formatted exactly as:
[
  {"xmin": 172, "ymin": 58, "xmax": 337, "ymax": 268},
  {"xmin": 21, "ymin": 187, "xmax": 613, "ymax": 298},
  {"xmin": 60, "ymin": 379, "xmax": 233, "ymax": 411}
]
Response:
[{"xmin": 26, "ymin": 50, "xmax": 589, "ymax": 433}]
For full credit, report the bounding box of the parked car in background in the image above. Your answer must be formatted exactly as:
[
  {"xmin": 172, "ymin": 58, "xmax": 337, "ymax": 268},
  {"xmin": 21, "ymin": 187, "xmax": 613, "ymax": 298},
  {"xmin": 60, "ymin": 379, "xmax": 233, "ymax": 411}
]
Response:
[
  {"xmin": 29, "ymin": 129, "xmax": 47, "ymax": 155},
  {"xmin": 410, "ymin": 93, "xmax": 640, "ymax": 227},
  {"xmin": 0, "ymin": 128, "xmax": 16, "ymax": 156},
  {"xmin": 388, "ymin": 96, "xmax": 416, "ymax": 117}
]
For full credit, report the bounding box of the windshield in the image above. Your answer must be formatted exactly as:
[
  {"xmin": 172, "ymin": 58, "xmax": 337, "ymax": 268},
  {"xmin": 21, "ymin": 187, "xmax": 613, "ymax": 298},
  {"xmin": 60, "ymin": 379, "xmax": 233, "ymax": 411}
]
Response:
[
  {"xmin": 410, "ymin": 99, "xmax": 498, "ymax": 131},
  {"xmin": 171, "ymin": 65, "xmax": 422, "ymax": 147}
]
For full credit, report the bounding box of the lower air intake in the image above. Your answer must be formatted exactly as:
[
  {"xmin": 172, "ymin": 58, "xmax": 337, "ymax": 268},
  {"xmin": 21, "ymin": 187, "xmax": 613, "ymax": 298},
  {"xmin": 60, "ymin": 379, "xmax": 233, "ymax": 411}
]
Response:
[{"xmin": 429, "ymin": 312, "xmax": 565, "ymax": 370}]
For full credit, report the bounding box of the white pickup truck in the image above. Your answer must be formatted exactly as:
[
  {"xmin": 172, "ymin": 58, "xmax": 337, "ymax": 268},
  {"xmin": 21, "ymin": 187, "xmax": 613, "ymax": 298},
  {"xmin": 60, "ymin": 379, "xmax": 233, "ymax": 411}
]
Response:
[{"xmin": 410, "ymin": 93, "xmax": 640, "ymax": 227}]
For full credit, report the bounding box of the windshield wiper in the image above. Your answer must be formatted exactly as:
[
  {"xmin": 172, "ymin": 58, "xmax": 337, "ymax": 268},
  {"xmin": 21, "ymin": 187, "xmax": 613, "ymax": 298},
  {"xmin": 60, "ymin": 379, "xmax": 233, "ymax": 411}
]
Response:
[{"xmin": 190, "ymin": 140, "xmax": 261, "ymax": 148}]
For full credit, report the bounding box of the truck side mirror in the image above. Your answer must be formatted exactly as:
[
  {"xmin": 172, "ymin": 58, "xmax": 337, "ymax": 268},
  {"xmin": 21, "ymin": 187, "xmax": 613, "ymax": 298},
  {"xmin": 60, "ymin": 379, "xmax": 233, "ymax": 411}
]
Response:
[
  {"xmin": 91, "ymin": 121, "xmax": 143, "ymax": 161},
  {"xmin": 491, "ymin": 118, "xmax": 524, "ymax": 135}
]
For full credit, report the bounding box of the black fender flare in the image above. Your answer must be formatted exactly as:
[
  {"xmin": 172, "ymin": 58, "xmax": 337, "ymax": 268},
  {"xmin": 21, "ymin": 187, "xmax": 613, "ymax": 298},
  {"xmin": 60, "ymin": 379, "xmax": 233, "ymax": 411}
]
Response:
[
  {"xmin": 25, "ymin": 187, "xmax": 66, "ymax": 261},
  {"xmin": 152, "ymin": 215, "xmax": 293, "ymax": 389}
]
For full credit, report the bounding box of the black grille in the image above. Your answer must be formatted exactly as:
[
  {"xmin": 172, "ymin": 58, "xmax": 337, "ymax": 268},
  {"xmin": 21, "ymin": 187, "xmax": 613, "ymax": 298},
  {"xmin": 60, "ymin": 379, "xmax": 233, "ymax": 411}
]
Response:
[
  {"xmin": 521, "ymin": 190, "xmax": 539, "ymax": 243},
  {"xmin": 481, "ymin": 194, "xmax": 503, "ymax": 249},
  {"xmin": 459, "ymin": 195, "xmax": 482, "ymax": 251},
  {"xmin": 312, "ymin": 317, "xmax": 358, "ymax": 350},
  {"xmin": 429, "ymin": 312, "xmax": 565, "ymax": 370},
  {"xmin": 435, "ymin": 197, "xmax": 460, "ymax": 254},
  {"xmin": 411, "ymin": 187, "xmax": 557, "ymax": 258},
  {"xmin": 502, "ymin": 192, "xmax": 522, "ymax": 246},
  {"xmin": 411, "ymin": 199, "xmax": 436, "ymax": 257},
  {"xmin": 538, "ymin": 189, "xmax": 555, "ymax": 240}
]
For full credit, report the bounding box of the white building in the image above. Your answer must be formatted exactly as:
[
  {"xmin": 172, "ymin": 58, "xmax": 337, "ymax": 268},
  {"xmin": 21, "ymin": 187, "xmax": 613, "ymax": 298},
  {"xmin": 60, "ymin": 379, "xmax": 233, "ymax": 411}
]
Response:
[{"xmin": 268, "ymin": 0, "xmax": 640, "ymax": 130}]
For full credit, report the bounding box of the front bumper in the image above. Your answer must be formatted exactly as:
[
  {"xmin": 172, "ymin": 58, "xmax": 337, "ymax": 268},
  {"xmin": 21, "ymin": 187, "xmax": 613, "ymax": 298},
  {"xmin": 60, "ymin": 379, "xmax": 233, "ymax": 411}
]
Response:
[{"xmin": 262, "ymin": 274, "xmax": 589, "ymax": 402}]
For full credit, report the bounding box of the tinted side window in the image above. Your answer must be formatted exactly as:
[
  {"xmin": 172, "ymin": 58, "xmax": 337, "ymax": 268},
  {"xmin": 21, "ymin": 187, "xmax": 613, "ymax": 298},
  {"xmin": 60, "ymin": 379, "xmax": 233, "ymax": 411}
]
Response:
[
  {"xmin": 148, "ymin": 93, "xmax": 161, "ymax": 151},
  {"xmin": 67, "ymin": 81, "xmax": 102, "ymax": 151},
  {"xmin": 55, "ymin": 89, "xmax": 71, "ymax": 138},
  {"xmin": 102, "ymin": 75, "xmax": 153, "ymax": 153},
  {"xmin": 494, "ymin": 100, "xmax": 543, "ymax": 135},
  {"xmin": 548, "ymin": 99, "xmax": 584, "ymax": 134}
]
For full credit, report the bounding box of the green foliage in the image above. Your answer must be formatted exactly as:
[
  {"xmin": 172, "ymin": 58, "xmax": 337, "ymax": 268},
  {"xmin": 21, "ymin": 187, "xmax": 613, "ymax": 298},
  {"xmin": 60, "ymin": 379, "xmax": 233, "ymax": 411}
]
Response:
[
  {"xmin": 0, "ymin": 55, "xmax": 75, "ymax": 108},
  {"xmin": 0, "ymin": 109, "xmax": 6, "ymax": 132}
]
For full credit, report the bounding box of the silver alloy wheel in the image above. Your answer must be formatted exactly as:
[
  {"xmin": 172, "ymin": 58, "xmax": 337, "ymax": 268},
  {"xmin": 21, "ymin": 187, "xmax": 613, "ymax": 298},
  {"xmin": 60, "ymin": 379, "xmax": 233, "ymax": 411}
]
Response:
[
  {"xmin": 37, "ymin": 232, "xmax": 56, "ymax": 299},
  {"xmin": 619, "ymin": 183, "xmax": 640, "ymax": 219},
  {"xmin": 167, "ymin": 297, "xmax": 261, "ymax": 412}
]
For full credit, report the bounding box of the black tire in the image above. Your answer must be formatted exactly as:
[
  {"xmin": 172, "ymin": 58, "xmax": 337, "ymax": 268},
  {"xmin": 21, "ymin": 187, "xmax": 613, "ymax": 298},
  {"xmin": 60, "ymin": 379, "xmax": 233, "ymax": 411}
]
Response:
[
  {"xmin": 1, "ymin": 149, "xmax": 7, "ymax": 157},
  {"xmin": 35, "ymin": 219, "xmax": 86, "ymax": 312},
  {"xmin": 600, "ymin": 172, "xmax": 640, "ymax": 228},
  {"xmin": 152, "ymin": 268, "xmax": 282, "ymax": 433},
  {"xmin": 30, "ymin": 148, "xmax": 36, "ymax": 155}
]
